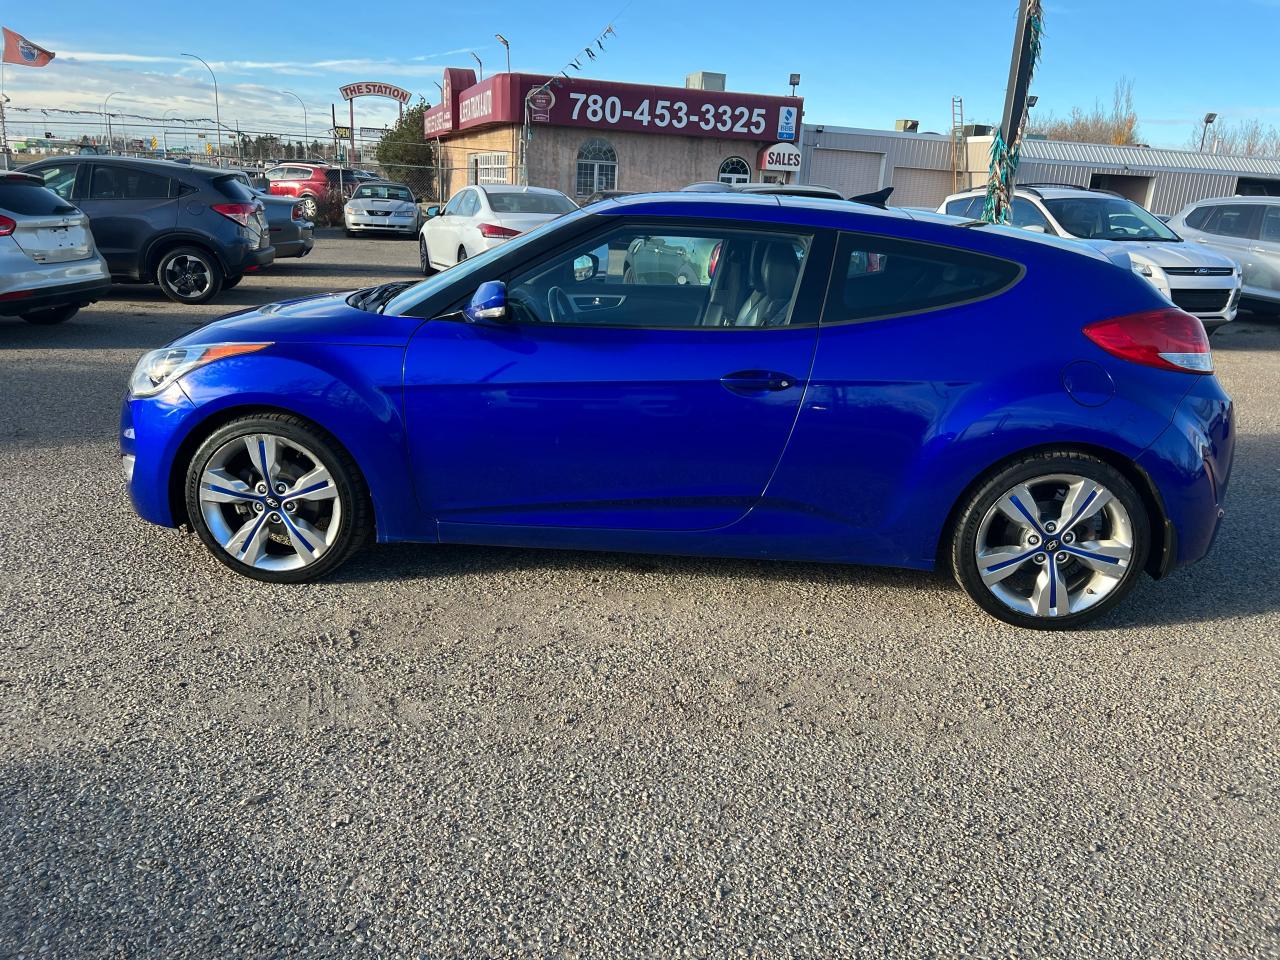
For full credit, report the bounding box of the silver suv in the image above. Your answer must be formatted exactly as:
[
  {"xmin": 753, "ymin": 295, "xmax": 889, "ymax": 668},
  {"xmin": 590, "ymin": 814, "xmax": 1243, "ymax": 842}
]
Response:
[
  {"xmin": 1166, "ymin": 196, "xmax": 1280, "ymax": 314},
  {"xmin": 1, "ymin": 170, "xmax": 110, "ymax": 325},
  {"xmin": 940, "ymin": 185, "xmax": 1242, "ymax": 331}
]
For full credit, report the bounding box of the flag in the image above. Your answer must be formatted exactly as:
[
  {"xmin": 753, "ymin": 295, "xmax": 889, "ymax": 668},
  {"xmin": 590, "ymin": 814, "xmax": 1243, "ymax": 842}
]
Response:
[{"xmin": 2, "ymin": 28, "xmax": 55, "ymax": 67}]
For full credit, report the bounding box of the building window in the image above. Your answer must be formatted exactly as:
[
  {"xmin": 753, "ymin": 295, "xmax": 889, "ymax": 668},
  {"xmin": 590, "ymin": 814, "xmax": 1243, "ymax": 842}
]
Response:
[
  {"xmin": 718, "ymin": 156, "xmax": 751, "ymax": 185},
  {"xmin": 575, "ymin": 138, "xmax": 617, "ymax": 197},
  {"xmin": 470, "ymin": 152, "xmax": 510, "ymax": 185}
]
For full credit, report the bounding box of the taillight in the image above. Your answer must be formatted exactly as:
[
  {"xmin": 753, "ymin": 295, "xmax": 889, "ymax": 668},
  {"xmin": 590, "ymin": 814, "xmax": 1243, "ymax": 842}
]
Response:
[
  {"xmin": 291, "ymin": 203, "xmax": 303, "ymax": 220},
  {"xmin": 211, "ymin": 202, "xmax": 258, "ymax": 227},
  {"xmin": 708, "ymin": 241, "xmax": 722, "ymax": 278},
  {"xmin": 478, "ymin": 223, "xmax": 520, "ymax": 239},
  {"xmin": 1083, "ymin": 307, "xmax": 1213, "ymax": 373},
  {"xmin": 0, "ymin": 214, "xmax": 15, "ymax": 237}
]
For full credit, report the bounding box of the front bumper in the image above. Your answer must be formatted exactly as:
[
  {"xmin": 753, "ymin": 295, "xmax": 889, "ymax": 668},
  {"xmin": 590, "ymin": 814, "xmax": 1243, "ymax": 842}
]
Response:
[
  {"xmin": 346, "ymin": 216, "xmax": 416, "ymax": 233},
  {"xmin": 1136, "ymin": 374, "xmax": 1234, "ymax": 573},
  {"xmin": 1168, "ymin": 281, "xmax": 1240, "ymax": 330},
  {"xmin": 120, "ymin": 384, "xmax": 199, "ymax": 528}
]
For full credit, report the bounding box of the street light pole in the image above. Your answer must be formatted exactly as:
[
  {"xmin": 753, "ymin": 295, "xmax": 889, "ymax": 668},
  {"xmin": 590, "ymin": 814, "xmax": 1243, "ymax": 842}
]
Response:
[
  {"xmin": 1199, "ymin": 112, "xmax": 1218, "ymax": 152},
  {"xmin": 103, "ymin": 91, "xmax": 124, "ymax": 153},
  {"xmin": 471, "ymin": 52, "xmax": 483, "ymax": 82},
  {"xmin": 182, "ymin": 53, "xmax": 223, "ymax": 164},
  {"xmin": 495, "ymin": 34, "xmax": 511, "ymax": 74},
  {"xmin": 281, "ymin": 90, "xmax": 309, "ymax": 158}
]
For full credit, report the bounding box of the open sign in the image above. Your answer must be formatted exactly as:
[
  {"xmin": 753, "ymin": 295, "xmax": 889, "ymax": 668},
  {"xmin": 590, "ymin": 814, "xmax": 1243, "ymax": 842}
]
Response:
[{"xmin": 759, "ymin": 142, "xmax": 803, "ymax": 171}]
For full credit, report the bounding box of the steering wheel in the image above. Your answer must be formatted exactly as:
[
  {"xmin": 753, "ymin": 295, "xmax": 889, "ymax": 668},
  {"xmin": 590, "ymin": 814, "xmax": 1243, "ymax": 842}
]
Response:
[{"xmin": 547, "ymin": 286, "xmax": 573, "ymax": 323}]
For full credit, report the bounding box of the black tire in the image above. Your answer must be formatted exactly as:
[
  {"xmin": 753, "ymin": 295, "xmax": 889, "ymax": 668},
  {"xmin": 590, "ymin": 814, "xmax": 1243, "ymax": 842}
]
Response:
[
  {"xmin": 222, "ymin": 274, "xmax": 243, "ymax": 290},
  {"xmin": 20, "ymin": 303, "xmax": 80, "ymax": 325},
  {"xmin": 419, "ymin": 239, "xmax": 435, "ymax": 276},
  {"xmin": 184, "ymin": 413, "xmax": 372, "ymax": 584},
  {"xmin": 156, "ymin": 245, "xmax": 224, "ymax": 305},
  {"xmin": 951, "ymin": 451, "xmax": 1150, "ymax": 630}
]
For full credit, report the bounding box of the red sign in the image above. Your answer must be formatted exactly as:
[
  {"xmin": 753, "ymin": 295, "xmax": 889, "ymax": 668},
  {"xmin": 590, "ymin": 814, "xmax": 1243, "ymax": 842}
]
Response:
[
  {"xmin": 422, "ymin": 67, "xmax": 477, "ymax": 137},
  {"xmin": 339, "ymin": 81, "xmax": 411, "ymax": 104},
  {"xmin": 426, "ymin": 72, "xmax": 802, "ymax": 142}
]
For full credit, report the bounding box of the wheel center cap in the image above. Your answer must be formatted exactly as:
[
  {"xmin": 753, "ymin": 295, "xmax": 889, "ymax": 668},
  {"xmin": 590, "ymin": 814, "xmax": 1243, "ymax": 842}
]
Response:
[
  {"xmin": 264, "ymin": 496, "xmax": 280, "ymax": 510},
  {"xmin": 1045, "ymin": 539, "xmax": 1059, "ymax": 552}
]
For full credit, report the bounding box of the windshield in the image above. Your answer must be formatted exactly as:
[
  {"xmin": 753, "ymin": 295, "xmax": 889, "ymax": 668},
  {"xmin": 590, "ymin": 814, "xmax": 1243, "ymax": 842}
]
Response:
[
  {"xmin": 1043, "ymin": 196, "xmax": 1180, "ymax": 241},
  {"xmin": 355, "ymin": 184, "xmax": 414, "ymax": 202},
  {"xmin": 487, "ymin": 191, "xmax": 577, "ymax": 215},
  {"xmin": 383, "ymin": 207, "xmax": 593, "ymax": 316}
]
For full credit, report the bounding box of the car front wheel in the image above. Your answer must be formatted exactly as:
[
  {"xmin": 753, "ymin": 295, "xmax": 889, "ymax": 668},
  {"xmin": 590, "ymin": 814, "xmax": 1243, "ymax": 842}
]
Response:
[
  {"xmin": 184, "ymin": 414, "xmax": 372, "ymax": 583},
  {"xmin": 419, "ymin": 238, "xmax": 435, "ymax": 275},
  {"xmin": 951, "ymin": 452, "xmax": 1149, "ymax": 629},
  {"xmin": 156, "ymin": 246, "xmax": 223, "ymax": 305}
]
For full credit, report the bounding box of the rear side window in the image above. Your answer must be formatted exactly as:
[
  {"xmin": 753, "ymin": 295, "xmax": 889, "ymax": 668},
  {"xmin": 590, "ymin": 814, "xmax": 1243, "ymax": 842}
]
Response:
[
  {"xmin": 824, "ymin": 233, "xmax": 1022, "ymax": 325},
  {"xmin": 1203, "ymin": 204, "xmax": 1262, "ymax": 239},
  {"xmin": 0, "ymin": 178, "xmax": 77, "ymax": 215},
  {"xmin": 88, "ymin": 166, "xmax": 171, "ymax": 200},
  {"xmin": 1260, "ymin": 206, "xmax": 1280, "ymax": 243},
  {"xmin": 1183, "ymin": 206, "xmax": 1212, "ymax": 230},
  {"xmin": 34, "ymin": 164, "xmax": 79, "ymax": 201},
  {"xmin": 945, "ymin": 196, "xmax": 984, "ymax": 219}
]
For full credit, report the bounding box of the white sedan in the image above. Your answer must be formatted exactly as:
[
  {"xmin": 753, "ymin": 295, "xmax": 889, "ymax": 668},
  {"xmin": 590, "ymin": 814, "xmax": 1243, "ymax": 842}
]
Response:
[
  {"xmin": 419, "ymin": 184, "xmax": 577, "ymax": 274},
  {"xmin": 344, "ymin": 181, "xmax": 419, "ymax": 238}
]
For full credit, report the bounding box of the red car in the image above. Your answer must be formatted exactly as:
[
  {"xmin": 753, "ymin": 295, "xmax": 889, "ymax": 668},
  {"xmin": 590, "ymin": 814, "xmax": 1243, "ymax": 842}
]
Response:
[{"xmin": 262, "ymin": 163, "xmax": 375, "ymax": 219}]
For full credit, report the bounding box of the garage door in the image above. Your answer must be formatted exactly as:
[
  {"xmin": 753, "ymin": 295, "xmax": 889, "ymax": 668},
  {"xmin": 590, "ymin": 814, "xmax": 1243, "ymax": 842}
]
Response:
[
  {"xmin": 891, "ymin": 167, "xmax": 955, "ymax": 209},
  {"xmin": 809, "ymin": 149, "xmax": 883, "ymax": 199}
]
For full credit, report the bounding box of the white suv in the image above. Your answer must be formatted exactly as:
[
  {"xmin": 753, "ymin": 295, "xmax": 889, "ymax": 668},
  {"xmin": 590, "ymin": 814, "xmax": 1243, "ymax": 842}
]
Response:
[{"xmin": 939, "ymin": 185, "xmax": 1241, "ymax": 331}]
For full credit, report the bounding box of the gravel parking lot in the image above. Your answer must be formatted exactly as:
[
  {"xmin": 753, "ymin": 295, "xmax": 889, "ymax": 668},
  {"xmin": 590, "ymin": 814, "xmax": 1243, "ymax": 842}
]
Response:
[{"xmin": 2, "ymin": 230, "xmax": 1278, "ymax": 959}]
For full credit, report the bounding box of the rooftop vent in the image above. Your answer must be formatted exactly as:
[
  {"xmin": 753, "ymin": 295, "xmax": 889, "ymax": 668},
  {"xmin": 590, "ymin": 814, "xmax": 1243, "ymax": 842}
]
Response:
[
  {"xmin": 894, "ymin": 119, "xmax": 920, "ymax": 132},
  {"xmin": 685, "ymin": 71, "xmax": 726, "ymax": 92}
]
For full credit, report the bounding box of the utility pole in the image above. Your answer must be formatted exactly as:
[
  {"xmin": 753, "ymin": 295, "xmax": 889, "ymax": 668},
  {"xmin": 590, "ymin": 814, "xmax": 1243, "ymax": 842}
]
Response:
[{"xmin": 982, "ymin": 0, "xmax": 1043, "ymax": 223}]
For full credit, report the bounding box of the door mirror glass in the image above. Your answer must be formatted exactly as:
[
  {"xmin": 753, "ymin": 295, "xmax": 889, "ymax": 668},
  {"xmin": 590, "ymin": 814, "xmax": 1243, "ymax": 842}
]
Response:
[
  {"xmin": 464, "ymin": 280, "xmax": 508, "ymax": 323},
  {"xmin": 426, "ymin": 205, "xmax": 441, "ymax": 218},
  {"xmin": 572, "ymin": 253, "xmax": 599, "ymax": 281}
]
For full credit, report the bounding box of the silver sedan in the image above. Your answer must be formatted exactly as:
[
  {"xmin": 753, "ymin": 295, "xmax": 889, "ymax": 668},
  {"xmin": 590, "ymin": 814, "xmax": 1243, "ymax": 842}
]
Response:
[{"xmin": 343, "ymin": 181, "xmax": 419, "ymax": 238}]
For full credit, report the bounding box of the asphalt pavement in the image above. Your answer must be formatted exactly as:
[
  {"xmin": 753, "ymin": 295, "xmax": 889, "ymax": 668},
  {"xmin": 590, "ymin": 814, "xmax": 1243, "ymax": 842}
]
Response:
[{"xmin": 2, "ymin": 231, "xmax": 1278, "ymax": 959}]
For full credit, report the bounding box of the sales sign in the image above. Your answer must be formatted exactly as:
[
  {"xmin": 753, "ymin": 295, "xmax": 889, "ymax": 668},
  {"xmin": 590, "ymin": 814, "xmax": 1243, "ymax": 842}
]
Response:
[{"xmin": 759, "ymin": 142, "xmax": 802, "ymax": 171}]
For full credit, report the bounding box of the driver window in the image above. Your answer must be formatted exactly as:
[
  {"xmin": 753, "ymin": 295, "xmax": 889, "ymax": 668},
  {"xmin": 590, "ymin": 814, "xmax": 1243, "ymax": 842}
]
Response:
[
  {"xmin": 39, "ymin": 165, "xmax": 78, "ymax": 200},
  {"xmin": 1011, "ymin": 197, "xmax": 1050, "ymax": 232},
  {"xmin": 506, "ymin": 225, "xmax": 812, "ymax": 328},
  {"xmin": 442, "ymin": 192, "xmax": 467, "ymax": 216}
]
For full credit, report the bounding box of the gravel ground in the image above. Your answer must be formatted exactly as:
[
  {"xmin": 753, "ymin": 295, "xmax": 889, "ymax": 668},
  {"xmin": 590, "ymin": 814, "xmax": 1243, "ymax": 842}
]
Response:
[{"xmin": 2, "ymin": 231, "xmax": 1278, "ymax": 959}]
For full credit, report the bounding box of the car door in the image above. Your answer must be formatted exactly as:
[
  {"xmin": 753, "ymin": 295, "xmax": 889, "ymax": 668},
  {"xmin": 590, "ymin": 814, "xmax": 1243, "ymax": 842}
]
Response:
[
  {"xmin": 1251, "ymin": 204, "xmax": 1280, "ymax": 300},
  {"xmin": 31, "ymin": 162, "xmax": 82, "ymax": 205},
  {"xmin": 427, "ymin": 190, "xmax": 467, "ymax": 267},
  {"xmin": 402, "ymin": 217, "xmax": 834, "ymax": 534},
  {"xmin": 75, "ymin": 164, "xmax": 178, "ymax": 277},
  {"xmin": 1190, "ymin": 203, "xmax": 1263, "ymax": 292}
]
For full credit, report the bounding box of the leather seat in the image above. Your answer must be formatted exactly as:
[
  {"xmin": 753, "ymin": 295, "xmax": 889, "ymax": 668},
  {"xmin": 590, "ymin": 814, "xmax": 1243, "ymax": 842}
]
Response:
[{"xmin": 734, "ymin": 242, "xmax": 799, "ymax": 326}]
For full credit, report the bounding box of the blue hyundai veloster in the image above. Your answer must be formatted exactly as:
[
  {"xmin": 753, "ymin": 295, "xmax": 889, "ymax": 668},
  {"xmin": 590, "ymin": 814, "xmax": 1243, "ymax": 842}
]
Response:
[{"xmin": 121, "ymin": 193, "xmax": 1233, "ymax": 629}]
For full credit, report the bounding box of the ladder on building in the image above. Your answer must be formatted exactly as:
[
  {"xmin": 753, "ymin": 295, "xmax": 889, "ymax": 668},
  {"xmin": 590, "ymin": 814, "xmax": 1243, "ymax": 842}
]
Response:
[{"xmin": 950, "ymin": 95, "xmax": 966, "ymax": 194}]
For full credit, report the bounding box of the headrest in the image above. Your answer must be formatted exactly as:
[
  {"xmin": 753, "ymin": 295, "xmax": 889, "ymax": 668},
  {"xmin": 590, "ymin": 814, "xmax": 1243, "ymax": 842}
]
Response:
[{"xmin": 760, "ymin": 242, "xmax": 799, "ymax": 299}]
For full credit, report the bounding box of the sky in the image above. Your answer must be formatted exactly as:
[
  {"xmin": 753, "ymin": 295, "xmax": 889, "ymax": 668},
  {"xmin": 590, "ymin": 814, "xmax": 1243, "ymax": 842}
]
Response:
[{"xmin": 2, "ymin": 0, "xmax": 1279, "ymax": 150}]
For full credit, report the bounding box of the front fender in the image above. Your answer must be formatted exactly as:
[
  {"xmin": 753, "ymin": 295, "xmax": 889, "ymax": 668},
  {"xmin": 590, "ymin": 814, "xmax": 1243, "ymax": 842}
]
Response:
[{"xmin": 173, "ymin": 344, "xmax": 431, "ymax": 542}]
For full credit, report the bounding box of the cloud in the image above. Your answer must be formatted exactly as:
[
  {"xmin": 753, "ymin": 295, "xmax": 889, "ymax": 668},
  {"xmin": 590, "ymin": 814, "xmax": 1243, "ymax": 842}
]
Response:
[{"xmin": 55, "ymin": 50, "xmax": 448, "ymax": 79}]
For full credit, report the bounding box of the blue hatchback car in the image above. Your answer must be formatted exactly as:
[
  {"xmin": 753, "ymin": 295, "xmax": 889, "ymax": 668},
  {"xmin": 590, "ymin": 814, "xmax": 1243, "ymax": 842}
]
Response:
[{"xmin": 121, "ymin": 193, "xmax": 1233, "ymax": 629}]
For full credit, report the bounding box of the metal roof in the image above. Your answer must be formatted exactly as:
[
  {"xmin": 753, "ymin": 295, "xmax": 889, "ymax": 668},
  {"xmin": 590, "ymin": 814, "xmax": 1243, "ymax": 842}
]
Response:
[{"xmin": 1016, "ymin": 139, "xmax": 1280, "ymax": 177}]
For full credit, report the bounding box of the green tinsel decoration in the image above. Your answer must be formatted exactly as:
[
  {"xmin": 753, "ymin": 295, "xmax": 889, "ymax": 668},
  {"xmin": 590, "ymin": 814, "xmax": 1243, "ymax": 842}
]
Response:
[{"xmin": 983, "ymin": 1, "xmax": 1044, "ymax": 224}]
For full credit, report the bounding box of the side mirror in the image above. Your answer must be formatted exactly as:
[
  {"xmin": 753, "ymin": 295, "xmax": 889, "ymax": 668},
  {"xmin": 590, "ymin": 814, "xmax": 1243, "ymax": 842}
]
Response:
[
  {"xmin": 573, "ymin": 253, "xmax": 599, "ymax": 281},
  {"xmin": 464, "ymin": 280, "xmax": 507, "ymax": 323},
  {"xmin": 426, "ymin": 205, "xmax": 442, "ymax": 218}
]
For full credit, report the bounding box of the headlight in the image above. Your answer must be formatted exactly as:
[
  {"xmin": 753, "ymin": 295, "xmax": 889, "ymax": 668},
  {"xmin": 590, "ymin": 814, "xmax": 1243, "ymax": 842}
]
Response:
[
  {"xmin": 344, "ymin": 206, "xmax": 356, "ymax": 214},
  {"xmin": 129, "ymin": 343, "xmax": 271, "ymax": 398},
  {"xmin": 1128, "ymin": 255, "xmax": 1170, "ymax": 297}
]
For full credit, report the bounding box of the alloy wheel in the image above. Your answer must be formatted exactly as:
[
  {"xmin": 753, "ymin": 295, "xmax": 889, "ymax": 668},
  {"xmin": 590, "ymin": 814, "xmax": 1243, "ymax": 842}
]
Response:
[
  {"xmin": 973, "ymin": 473, "xmax": 1135, "ymax": 619},
  {"xmin": 163, "ymin": 254, "xmax": 212, "ymax": 299},
  {"xmin": 197, "ymin": 433, "xmax": 342, "ymax": 571}
]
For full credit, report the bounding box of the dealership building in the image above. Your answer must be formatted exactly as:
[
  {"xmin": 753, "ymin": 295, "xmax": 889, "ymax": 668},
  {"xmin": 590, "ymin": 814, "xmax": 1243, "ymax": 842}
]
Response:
[
  {"xmin": 423, "ymin": 67, "xmax": 803, "ymax": 200},
  {"xmin": 796, "ymin": 123, "xmax": 1280, "ymax": 214}
]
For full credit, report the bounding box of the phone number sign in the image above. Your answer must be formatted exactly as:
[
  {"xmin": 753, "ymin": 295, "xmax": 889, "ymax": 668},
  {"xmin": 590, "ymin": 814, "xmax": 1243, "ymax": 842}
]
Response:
[{"xmin": 444, "ymin": 74, "xmax": 801, "ymax": 142}]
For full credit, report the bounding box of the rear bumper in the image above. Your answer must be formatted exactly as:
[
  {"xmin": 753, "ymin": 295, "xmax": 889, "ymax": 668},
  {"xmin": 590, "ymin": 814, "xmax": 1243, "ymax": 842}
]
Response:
[
  {"xmin": 0, "ymin": 275, "xmax": 112, "ymax": 316},
  {"xmin": 1136, "ymin": 375, "xmax": 1234, "ymax": 573},
  {"xmin": 223, "ymin": 240, "xmax": 275, "ymax": 276}
]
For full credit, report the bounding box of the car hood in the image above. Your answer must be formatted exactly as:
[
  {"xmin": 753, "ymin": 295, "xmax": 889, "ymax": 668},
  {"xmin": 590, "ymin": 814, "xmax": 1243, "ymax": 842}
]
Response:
[
  {"xmin": 1077, "ymin": 238, "xmax": 1237, "ymax": 270},
  {"xmin": 173, "ymin": 292, "xmax": 424, "ymax": 349}
]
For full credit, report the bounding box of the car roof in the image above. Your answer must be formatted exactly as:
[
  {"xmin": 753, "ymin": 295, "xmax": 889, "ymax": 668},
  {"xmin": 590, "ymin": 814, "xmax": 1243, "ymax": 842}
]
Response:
[
  {"xmin": 946, "ymin": 184, "xmax": 1124, "ymax": 202},
  {"xmin": 478, "ymin": 184, "xmax": 569, "ymax": 197},
  {"xmin": 27, "ymin": 154, "xmax": 233, "ymax": 179},
  {"xmin": 1184, "ymin": 195, "xmax": 1279, "ymax": 206}
]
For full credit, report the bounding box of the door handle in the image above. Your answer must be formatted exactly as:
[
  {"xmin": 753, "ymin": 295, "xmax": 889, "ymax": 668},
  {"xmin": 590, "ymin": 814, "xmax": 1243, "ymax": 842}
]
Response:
[{"xmin": 720, "ymin": 370, "xmax": 800, "ymax": 395}]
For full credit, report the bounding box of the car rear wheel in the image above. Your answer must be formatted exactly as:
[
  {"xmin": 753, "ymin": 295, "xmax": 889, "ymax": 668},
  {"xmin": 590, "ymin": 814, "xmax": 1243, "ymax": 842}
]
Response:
[
  {"xmin": 951, "ymin": 452, "xmax": 1149, "ymax": 629},
  {"xmin": 20, "ymin": 304, "xmax": 80, "ymax": 325},
  {"xmin": 156, "ymin": 246, "xmax": 223, "ymax": 305},
  {"xmin": 184, "ymin": 414, "xmax": 371, "ymax": 583},
  {"xmin": 299, "ymin": 195, "xmax": 318, "ymax": 220}
]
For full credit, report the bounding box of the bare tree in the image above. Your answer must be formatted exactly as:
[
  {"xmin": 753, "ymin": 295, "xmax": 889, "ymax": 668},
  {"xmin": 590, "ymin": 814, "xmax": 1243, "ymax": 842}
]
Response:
[
  {"xmin": 1028, "ymin": 78, "xmax": 1140, "ymax": 145},
  {"xmin": 1188, "ymin": 118, "xmax": 1280, "ymax": 157}
]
